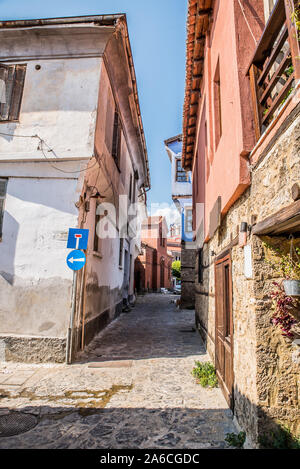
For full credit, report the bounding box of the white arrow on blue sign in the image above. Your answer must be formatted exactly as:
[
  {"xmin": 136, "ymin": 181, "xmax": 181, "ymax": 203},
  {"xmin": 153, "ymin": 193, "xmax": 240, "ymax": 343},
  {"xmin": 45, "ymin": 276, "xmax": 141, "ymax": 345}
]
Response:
[{"xmin": 66, "ymin": 250, "xmax": 86, "ymax": 271}]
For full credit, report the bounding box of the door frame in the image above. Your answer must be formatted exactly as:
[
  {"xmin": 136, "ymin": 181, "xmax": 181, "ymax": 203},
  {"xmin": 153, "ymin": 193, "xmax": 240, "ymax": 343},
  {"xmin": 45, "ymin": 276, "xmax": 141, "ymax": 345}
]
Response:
[{"xmin": 214, "ymin": 252, "xmax": 234, "ymax": 410}]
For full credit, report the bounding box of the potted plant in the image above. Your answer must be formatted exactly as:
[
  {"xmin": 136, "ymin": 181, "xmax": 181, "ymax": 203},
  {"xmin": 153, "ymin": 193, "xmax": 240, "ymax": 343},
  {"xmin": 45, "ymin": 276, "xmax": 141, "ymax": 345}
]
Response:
[
  {"xmin": 266, "ymin": 244, "xmax": 300, "ymax": 297},
  {"xmin": 280, "ymin": 247, "xmax": 300, "ymax": 297},
  {"xmin": 270, "ymin": 282, "xmax": 298, "ymax": 336}
]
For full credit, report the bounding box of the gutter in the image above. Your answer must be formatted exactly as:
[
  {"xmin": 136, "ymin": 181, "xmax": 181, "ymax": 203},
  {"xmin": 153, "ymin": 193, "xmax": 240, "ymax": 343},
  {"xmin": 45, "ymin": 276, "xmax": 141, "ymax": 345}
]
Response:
[{"xmin": 0, "ymin": 14, "xmax": 124, "ymax": 29}]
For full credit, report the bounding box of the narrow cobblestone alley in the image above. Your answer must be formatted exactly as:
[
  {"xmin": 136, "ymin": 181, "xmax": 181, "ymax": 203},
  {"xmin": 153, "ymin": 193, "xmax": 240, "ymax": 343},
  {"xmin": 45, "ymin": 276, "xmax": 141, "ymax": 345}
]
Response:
[{"xmin": 0, "ymin": 294, "xmax": 236, "ymax": 449}]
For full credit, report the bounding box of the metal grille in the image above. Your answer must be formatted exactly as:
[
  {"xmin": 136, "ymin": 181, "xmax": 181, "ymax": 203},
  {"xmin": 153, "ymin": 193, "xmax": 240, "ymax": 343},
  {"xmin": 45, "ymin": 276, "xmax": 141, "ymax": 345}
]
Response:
[{"xmin": 0, "ymin": 412, "xmax": 38, "ymax": 437}]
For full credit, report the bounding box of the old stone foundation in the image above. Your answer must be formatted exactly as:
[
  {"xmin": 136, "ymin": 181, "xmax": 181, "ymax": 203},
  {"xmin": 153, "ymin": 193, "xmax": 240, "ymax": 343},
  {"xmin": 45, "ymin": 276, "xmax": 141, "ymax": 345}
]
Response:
[
  {"xmin": 195, "ymin": 106, "xmax": 300, "ymax": 447},
  {"xmin": 0, "ymin": 335, "xmax": 66, "ymax": 363}
]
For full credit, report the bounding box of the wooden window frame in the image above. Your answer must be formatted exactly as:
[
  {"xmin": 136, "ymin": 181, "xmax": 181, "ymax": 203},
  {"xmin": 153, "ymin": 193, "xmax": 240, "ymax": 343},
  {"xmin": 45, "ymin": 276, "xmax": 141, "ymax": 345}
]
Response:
[
  {"xmin": 175, "ymin": 158, "xmax": 189, "ymax": 182},
  {"xmin": 0, "ymin": 64, "xmax": 26, "ymax": 123},
  {"xmin": 112, "ymin": 110, "xmax": 122, "ymax": 170},
  {"xmin": 119, "ymin": 237, "xmax": 124, "ymax": 268},
  {"xmin": 213, "ymin": 58, "xmax": 222, "ymax": 150},
  {"xmin": 185, "ymin": 208, "xmax": 193, "ymax": 234}
]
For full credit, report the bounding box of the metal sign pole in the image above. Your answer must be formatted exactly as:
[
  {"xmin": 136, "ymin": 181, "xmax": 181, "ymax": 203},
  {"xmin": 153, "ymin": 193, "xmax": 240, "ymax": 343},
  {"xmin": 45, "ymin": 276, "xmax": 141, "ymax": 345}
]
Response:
[
  {"xmin": 66, "ymin": 270, "xmax": 78, "ymax": 364},
  {"xmin": 65, "ymin": 228, "xmax": 89, "ymax": 364}
]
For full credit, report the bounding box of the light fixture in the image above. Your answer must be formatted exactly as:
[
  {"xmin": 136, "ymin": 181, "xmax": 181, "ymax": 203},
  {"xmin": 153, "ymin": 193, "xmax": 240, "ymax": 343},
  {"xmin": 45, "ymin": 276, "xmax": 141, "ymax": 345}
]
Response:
[{"xmin": 239, "ymin": 222, "xmax": 248, "ymax": 247}]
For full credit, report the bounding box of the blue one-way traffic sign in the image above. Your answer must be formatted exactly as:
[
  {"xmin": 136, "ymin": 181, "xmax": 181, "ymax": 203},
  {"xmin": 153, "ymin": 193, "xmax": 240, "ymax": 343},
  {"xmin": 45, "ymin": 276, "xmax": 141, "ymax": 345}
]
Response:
[
  {"xmin": 66, "ymin": 250, "xmax": 86, "ymax": 271},
  {"xmin": 67, "ymin": 228, "xmax": 89, "ymax": 250}
]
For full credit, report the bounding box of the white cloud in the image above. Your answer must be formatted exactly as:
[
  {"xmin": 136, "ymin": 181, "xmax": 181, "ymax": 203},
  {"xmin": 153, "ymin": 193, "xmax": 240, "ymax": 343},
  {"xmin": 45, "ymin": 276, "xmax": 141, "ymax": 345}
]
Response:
[{"xmin": 150, "ymin": 202, "xmax": 181, "ymax": 231}]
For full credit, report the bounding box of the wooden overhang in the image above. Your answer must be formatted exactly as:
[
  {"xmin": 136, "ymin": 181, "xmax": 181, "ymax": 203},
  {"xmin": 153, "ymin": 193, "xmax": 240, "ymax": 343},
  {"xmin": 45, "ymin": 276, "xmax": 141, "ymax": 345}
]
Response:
[
  {"xmin": 182, "ymin": 0, "xmax": 213, "ymax": 171},
  {"xmin": 252, "ymin": 200, "xmax": 300, "ymax": 236}
]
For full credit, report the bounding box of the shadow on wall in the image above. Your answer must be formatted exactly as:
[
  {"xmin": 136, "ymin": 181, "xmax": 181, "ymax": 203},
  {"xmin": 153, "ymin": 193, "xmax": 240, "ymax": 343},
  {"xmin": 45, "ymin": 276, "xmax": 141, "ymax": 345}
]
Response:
[
  {"xmin": 134, "ymin": 258, "xmax": 145, "ymax": 293},
  {"xmin": 194, "ymin": 245, "xmax": 211, "ymax": 348},
  {"xmin": 0, "ymin": 212, "xmax": 19, "ymax": 286},
  {"xmin": 233, "ymin": 384, "xmax": 300, "ymax": 449},
  {"xmin": 0, "ymin": 177, "xmax": 78, "ymax": 285}
]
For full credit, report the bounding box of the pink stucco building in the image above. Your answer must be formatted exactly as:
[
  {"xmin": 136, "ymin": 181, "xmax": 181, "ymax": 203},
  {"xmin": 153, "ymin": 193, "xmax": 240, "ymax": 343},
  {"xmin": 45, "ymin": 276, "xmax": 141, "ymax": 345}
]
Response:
[{"xmin": 183, "ymin": 0, "xmax": 300, "ymax": 448}]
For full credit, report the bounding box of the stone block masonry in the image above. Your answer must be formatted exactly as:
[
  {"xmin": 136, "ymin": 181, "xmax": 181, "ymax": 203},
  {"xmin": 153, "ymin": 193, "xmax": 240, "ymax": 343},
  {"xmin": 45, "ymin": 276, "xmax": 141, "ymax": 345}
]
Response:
[
  {"xmin": 195, "ymin": 107, "xmax": 300, "ymax": 447},
  {"xmin": 181, "ymin": 247, "xmax": 196, "ymax": 309}
]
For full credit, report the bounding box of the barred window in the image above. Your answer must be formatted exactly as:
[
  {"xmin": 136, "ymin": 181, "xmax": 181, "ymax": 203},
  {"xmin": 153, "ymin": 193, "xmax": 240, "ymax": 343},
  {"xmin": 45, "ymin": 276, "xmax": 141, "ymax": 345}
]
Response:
[
  {"xmin": 0, "ymin": 64, "xmax": 26, "ymax": 122},
  {"xmin": 185, "ymin": 208, "xmax": 193, "ymax": 233},
  {"xmin": 0, "ymin": 178, "xmax": 7, "ymax": 239},
  {"xmin": 176, "ymin": 158, "xmax": 188, "ymax": 182}
]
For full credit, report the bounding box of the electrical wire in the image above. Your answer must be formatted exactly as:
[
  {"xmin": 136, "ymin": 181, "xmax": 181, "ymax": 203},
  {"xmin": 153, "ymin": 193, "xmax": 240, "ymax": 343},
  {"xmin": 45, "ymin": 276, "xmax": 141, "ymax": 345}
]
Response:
[
  {"xmin": 237, "ymin": 0, "xmax": 258, "ymax": 45},
  {"xmin": 0, "ymin": 131, "xmax": 98, "ymax": 174}
]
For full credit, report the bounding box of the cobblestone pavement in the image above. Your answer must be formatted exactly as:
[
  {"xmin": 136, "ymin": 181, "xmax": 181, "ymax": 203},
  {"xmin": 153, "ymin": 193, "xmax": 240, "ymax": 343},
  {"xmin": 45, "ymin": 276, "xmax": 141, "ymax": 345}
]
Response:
[{"xmin": 0, "ymin": 294, "xmax": 236, "ymax": 448}]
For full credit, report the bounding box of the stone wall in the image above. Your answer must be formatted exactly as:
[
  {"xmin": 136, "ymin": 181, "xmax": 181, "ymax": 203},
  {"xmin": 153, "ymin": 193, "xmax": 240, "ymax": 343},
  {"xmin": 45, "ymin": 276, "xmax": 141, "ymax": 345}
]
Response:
[
  {"xmin": 181, "ymin": 246, "xmax": 196, "ymax": 308},
  {"xmin": 195, "ymin": 106, "xmax": 300, "ymax": 446}
]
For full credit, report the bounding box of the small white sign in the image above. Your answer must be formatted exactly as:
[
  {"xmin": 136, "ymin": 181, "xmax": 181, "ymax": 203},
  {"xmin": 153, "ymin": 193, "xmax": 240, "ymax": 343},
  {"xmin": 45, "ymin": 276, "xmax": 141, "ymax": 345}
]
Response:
[{"xmin": 244, "ymin": 245, "xmax": 253, "ymax": 279}]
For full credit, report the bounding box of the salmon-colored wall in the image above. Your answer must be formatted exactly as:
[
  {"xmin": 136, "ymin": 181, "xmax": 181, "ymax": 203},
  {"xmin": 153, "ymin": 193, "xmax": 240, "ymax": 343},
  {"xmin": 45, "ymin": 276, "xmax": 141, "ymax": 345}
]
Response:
[
  {"xmin": 193, "ymin": 0, "xmax": 265, "ymax": 240},
  {"xmin": 141, "ymin": 217, "xmax": 172, "ymax": 289}
]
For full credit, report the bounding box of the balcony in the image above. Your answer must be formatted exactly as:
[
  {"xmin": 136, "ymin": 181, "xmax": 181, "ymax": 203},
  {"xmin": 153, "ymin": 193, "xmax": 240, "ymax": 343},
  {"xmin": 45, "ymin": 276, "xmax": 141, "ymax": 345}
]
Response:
[{"xmin": 248, "ymin": 0, "xmax": 300, "ymax": 141}]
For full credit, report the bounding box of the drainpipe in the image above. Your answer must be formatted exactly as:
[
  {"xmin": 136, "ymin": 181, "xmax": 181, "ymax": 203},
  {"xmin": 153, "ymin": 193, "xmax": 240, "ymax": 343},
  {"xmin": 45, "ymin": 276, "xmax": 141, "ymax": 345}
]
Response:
[{"xmin": 66, "ymin": 270, "xmax": 78, "ymax": 364}]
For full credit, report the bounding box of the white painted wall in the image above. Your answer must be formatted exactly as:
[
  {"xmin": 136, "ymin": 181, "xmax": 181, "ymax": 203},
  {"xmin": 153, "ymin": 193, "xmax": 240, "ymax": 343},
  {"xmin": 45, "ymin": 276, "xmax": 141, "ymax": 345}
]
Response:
[
  {"xmin": 0, "ymin": 161, "xmax": 83, "ymax": 337},
  {"xmin": 170, "ymin": 152, "xmax": 192, "ymax": 198},
  {"xmin": 0, "ymin": 58, "xmax": 101, "ymax": 161}
]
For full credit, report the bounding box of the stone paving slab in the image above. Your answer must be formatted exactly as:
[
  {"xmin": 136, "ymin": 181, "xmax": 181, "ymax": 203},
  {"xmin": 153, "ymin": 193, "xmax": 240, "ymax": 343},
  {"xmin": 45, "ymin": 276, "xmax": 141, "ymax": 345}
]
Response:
[{"xmin": 0, "ymin": 294, "xmax": 237, "ymax": 449}]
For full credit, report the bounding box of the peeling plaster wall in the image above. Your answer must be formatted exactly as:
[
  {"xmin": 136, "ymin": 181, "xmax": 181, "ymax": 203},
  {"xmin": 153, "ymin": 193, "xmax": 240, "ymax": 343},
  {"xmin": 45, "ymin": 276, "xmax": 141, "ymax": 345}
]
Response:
[
  {"xmin": 0, "ymin": 58, "xmax": 101, "ymax": 161},
  {"xmin": 0, "ymin": 164, "xmax": 81, "ymax": 339},
  {"xmin": 0, "ymin": 27, "xmax": 105, "ymax": 360}
]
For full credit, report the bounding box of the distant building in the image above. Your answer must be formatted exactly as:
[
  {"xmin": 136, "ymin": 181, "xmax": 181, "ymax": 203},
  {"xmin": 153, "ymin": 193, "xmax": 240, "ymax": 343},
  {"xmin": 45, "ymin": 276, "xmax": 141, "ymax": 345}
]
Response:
[
  {"xmin": 165, "ymin": 135, "xmax": 195, "ymax": 308},
  {"xmin": 134, "ymin": 216, "xmax": 172, "ymax": 292}
]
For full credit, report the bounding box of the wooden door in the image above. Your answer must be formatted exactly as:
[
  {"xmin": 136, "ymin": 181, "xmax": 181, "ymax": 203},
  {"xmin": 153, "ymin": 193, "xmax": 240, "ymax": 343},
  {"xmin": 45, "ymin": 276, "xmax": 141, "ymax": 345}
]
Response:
[{"xmin": 215, "ymin": 253, "xmax": 234, "ymax": 409}]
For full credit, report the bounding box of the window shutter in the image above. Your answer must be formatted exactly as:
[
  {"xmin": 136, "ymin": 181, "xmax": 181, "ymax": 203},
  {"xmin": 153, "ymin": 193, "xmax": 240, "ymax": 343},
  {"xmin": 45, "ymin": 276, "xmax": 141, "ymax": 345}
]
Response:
[
  {"xmin": 0, "ymin": 64, "xmax": 26, "ymax": 121},
  {"xmin": 112, "ymin": 111, "xmax": 120, "ymax": 163},
  {"xmin": 9, "ymin": 64, "xmax": 26, "ymax": 121},
  {"xmin": 0, "ymin": 65, "xmax": 9, "ymax": 121}
]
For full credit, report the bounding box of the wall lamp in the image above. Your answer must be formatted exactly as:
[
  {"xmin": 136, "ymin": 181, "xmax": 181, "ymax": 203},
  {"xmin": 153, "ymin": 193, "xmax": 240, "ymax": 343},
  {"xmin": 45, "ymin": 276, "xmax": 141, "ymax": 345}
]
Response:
[{"xmin": 239, "ymin": 222, "xmax": 248, "ymax": 247}]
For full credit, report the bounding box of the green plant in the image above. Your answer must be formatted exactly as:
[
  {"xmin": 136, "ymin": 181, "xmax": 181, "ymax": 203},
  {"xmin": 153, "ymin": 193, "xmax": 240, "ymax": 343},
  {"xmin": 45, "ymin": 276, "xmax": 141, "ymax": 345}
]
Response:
[
  {"xmin": 270, "ymin": 282, "xmax": 297, "ymax": 339},
  {"xmin": 172, "ymin": 260, "xmax": 181, "ymax": 279},
  {"xmin": 191, "ymin": 361, "xmax": 218, "ymax": 388},
  {"xmin": 225, "ymin": 431, "xmax": 246, "ymax": 448},
  {"xmin": 284, "ymin": 65, "xmax": 294, "ymax": 77},
  {"xmin": 259, "ymin": 425, "xmax": 300, "ymax": 449},
  {"xmin": 280, "ymin": 86, "xmax": 295, "ymax": 107},
  {"xmin": 263, "ymin": 242, "xmax": 300, "ymax": 280}
]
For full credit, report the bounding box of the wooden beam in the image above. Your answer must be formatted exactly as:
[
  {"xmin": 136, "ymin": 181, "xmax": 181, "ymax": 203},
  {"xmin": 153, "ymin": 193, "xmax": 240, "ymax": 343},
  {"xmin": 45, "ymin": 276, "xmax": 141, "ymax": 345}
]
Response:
[
  {"xmin": 198, "ymin": 8, "xmax": 212, "ymax": 17},
  {"xmin": 248, "ymin": 0, "xmax": 286, "ymax": 68},
  {"xmin": 252, "ymin": 200, "xmax": 300, "ymax": 235},
  {"xmin": 249, "ymin": 64, "xmax": 262, "ymax": 141},
  {"xmin": 257, "ymin": 26, "xmax": 288, "ymax": 85},
  {"xmin": 262, "ymin": 72, "xmax": 294, "ymax": 125}
]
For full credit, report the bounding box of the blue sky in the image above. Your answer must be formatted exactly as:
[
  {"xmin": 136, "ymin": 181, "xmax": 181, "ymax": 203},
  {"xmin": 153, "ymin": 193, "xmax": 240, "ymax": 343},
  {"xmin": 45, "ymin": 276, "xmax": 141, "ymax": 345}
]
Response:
[{"xmin": 0, "ymin": 0, "xmax": 187, "ymax": 207}]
